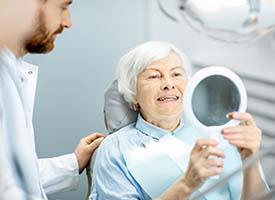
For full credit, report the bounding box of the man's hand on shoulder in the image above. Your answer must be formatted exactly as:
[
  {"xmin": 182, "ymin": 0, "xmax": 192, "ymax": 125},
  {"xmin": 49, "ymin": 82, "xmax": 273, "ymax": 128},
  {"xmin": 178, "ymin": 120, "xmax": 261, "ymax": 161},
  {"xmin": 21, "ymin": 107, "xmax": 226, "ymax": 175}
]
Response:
[{"xmin": 75, "ymin": 133, "xmax": 106, "ymax": 174}]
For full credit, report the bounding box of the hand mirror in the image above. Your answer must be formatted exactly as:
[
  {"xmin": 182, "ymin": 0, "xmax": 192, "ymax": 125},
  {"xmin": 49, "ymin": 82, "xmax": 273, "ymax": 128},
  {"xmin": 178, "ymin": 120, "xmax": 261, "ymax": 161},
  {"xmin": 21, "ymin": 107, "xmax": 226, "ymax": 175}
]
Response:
[{"xmin": 183, "ymin": 66, "xmax": 247, "ymax": 143}]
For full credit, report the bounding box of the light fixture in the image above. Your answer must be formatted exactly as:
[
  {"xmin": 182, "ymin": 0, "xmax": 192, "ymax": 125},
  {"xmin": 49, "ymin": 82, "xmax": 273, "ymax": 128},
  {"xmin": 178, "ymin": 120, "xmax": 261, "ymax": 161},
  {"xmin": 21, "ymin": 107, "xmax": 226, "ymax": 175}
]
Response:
[{"xmin": 158, "ymin": 0, "xmax": 275, "ymax": 43}]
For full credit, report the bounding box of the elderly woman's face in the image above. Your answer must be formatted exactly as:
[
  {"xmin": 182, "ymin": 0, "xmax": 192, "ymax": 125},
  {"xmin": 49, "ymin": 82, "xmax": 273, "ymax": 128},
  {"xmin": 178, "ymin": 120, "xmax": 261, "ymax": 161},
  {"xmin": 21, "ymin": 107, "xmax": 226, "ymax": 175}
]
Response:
[{"xmin": 136, "ymin": 52, "xmax": 187, "ymax": 123}]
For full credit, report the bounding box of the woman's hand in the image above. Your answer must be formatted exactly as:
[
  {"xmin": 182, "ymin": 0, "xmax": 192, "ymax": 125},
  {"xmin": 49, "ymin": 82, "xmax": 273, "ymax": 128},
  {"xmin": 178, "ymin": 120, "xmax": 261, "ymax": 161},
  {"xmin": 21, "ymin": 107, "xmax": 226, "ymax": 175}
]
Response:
[
  {"xmin": 222, "ymin": 112, "xmax": 262, "ymax": 160},
  {"xmin": 183, "ymin": 139, "xmax": 225, "ymax": 192}
]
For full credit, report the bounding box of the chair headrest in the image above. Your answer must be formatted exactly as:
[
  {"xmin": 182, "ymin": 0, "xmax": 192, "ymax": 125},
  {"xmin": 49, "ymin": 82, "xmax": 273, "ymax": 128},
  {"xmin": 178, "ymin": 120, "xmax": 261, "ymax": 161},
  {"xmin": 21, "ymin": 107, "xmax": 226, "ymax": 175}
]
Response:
[{"xmin": 104, "ymin": 80, "xmax": 138, "ymax": 133}]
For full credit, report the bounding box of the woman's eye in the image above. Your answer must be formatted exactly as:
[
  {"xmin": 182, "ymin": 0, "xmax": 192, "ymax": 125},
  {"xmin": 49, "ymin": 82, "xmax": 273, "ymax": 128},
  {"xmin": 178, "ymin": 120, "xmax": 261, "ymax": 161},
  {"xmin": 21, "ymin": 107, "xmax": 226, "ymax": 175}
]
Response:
[
  {"xmin": 173, "ymin": 72, "xmax": 182, "ymax": 77},
  {"xmin": 148, "ymin": 74, "xmax": 160, "ymax": 79}
]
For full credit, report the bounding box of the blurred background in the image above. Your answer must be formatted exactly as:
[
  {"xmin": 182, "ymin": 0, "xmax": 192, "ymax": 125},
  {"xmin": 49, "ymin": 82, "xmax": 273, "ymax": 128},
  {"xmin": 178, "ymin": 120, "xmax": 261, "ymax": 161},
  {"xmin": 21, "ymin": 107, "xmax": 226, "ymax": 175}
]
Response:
[{"xmin": 25, "ymin": 0, "xmax": 275, "ymax": 199}]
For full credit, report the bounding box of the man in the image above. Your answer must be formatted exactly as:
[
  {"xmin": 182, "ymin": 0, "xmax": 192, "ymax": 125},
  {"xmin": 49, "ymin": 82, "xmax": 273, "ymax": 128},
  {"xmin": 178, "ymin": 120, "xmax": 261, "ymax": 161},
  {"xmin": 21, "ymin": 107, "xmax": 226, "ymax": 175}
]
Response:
[
  {"xmin": 0, "ymin": 0, "xmax": 41, "ymax": 198},
  {"xmin": 0, "ymin": 0, "xmax": 105, "ymax": 199}
]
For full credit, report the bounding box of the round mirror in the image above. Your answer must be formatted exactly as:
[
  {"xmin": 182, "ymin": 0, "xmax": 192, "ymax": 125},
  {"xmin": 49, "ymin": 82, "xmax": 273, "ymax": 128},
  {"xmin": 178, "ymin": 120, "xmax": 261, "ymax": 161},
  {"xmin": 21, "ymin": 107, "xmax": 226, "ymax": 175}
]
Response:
[
  {"xmin": 184, "ymin": 66, "xmax": 247, "ymax": 131},
  {"xmin": 192, "ymin": 75, "xmax": 241, "ymax": 127}
]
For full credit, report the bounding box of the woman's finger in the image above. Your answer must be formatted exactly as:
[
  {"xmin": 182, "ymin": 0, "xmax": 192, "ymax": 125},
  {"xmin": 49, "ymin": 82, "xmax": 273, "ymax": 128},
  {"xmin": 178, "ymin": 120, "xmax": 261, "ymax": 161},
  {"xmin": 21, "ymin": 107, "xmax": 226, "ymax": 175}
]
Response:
[
  {"xmin": 222, "ymin": 132, "xmax": 256, "ymax": 141},
  {"xmin": 199, "ymin": 166, "xmax": 224, "ymax": 179},
  {"xmin": 192, "ymin": 139, "xmax": 218, "ymax": 152},
  {"xmin": 223, "ymin": 126, "xmax": 260, "ymax": 135},
  {"xmin": 201, "ymin": 146, "xmax": 225, "ymax": 159},
  {"xmin": 205, "ymin": 158, "xmax": 224, "ymax": 168},
  {"xmin": 222, "ymin": 126, "xmax": 251, "ymax": 134},
  {"xmin": 227, "ymin": 112, "xmax": 256, "ymax": 126},
  {"xmin": 228, "ymin": 140, "xmax": 258, "ymax": 150}
]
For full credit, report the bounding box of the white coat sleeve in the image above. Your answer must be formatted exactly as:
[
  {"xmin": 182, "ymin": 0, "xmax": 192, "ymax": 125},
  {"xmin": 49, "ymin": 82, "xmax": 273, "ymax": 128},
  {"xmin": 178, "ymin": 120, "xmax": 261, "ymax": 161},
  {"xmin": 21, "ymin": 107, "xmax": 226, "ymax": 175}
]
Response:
[
  {"xmin": 0, "ymin": 103, "xmax": 26, "ymax": 200},
  {"xmin": 38, "ymin": 153, "xmax": 80, "ymax": 194}
]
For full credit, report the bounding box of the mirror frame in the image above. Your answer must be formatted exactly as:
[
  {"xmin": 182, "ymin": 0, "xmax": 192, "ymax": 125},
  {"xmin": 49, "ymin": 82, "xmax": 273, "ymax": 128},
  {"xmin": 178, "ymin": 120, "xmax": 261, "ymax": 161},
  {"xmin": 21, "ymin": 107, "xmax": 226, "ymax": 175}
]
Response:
[{"xmin": 183, "ymin": 66, "xmax": 247, "ymax": 131}]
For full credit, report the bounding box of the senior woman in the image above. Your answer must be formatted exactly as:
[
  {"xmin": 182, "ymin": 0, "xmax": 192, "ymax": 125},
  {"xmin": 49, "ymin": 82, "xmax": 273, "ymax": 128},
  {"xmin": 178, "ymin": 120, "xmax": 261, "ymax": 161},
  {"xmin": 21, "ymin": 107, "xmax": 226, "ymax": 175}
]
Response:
[{"xmin": 90, "ymin": 41, "xmax": 268, "ymax": 200}]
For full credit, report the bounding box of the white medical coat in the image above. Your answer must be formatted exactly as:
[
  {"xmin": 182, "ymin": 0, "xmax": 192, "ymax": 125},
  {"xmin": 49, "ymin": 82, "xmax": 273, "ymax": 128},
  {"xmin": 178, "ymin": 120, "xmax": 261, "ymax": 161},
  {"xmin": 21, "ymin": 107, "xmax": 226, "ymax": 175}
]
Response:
[{"xmin": 0, "ymin": 49, "xmax": 79, "ymax": 200}]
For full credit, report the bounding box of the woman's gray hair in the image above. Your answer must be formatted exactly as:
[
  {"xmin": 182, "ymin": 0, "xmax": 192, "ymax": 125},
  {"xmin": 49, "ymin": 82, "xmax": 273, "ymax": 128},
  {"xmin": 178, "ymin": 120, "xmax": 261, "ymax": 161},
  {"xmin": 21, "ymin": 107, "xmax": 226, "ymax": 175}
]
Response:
[{"xmin": 117, "ymin": 41, "xmax": 192, "ymax": 109}]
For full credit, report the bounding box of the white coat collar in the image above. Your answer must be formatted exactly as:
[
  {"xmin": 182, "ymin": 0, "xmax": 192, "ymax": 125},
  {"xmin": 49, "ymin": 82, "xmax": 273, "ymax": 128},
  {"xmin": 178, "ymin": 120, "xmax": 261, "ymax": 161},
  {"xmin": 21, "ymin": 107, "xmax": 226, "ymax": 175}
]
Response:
[{"xmin": 1, "ymin": 48, "xmax": 39, "ymax": 122}]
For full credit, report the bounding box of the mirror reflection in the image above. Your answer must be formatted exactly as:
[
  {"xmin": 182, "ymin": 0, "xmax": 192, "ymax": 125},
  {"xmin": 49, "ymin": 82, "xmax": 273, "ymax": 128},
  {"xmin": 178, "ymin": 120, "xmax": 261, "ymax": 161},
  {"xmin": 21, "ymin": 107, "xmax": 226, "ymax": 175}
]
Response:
[{"xmin": 192, "ymin": 75, "xmax": 241, "ymax": 126}]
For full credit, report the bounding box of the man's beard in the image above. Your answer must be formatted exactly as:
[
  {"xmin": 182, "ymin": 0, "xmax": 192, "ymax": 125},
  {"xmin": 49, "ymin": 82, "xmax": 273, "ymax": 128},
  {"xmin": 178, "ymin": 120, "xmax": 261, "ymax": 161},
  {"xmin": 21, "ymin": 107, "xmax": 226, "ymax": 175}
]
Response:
[{"xmin": 24, "ymin": 14, "xmax": 63, "ymax": 54}]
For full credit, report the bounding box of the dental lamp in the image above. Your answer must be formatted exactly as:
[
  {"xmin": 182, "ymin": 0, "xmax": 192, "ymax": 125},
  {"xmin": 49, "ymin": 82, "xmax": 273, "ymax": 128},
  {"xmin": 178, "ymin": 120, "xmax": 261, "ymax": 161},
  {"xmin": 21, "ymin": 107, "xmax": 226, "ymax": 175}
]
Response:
[{"xmin": 158, "ymin": 0, "xmax": 275, "ymax": 43}]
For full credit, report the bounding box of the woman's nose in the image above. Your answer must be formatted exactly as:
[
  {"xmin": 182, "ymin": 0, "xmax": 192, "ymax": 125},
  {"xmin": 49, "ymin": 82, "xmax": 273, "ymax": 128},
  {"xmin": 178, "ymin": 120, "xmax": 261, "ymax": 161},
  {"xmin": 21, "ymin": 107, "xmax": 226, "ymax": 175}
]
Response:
[{"xmin": 161, "ymin": 77, "xmax": 175, "ymax": 90}]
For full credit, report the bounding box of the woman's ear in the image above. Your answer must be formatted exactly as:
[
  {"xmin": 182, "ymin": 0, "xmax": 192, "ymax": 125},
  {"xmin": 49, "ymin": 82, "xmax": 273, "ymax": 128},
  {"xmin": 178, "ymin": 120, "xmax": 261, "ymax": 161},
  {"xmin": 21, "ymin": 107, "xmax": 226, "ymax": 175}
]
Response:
[
  {"xmin": 132, "ymin": 98, "xmax": 140, "ymax": 111},
  {"xmin": 133, "ymin": 103, "xmax": 140, "ymax": 111}
]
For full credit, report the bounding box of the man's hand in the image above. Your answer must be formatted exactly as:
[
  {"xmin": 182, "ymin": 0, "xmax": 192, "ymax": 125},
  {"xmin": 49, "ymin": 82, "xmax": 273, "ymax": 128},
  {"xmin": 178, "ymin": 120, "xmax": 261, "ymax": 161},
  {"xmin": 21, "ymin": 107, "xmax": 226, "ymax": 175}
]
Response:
[{"xmin": 75, "ymin": 133, "xmax": 105, "ymax": 174}]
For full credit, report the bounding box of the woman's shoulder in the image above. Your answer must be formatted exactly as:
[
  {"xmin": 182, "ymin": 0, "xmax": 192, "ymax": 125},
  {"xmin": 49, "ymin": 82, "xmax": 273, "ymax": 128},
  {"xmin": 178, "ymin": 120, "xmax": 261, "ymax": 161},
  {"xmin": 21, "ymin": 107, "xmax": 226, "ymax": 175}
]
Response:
[
  {"xmin": 106, "ymin": 122, "xmax": 137, "ymax": 139},
  {"xmin": 99, "ymin": 122, "xmax": 139, "ymax": 152}
]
